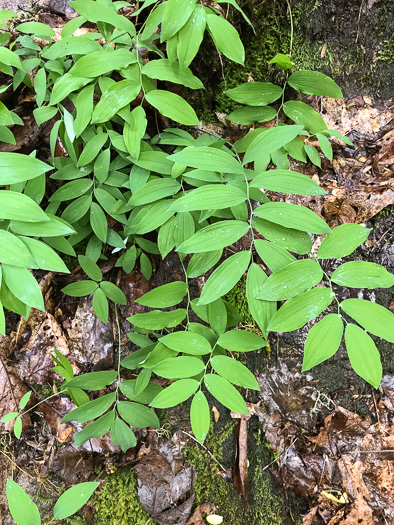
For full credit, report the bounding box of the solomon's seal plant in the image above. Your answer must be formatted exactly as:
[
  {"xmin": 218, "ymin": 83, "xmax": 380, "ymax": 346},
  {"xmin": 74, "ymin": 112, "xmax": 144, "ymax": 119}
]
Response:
[{"xmin": 0, "ymin": 0, "xmax": 393, "ymax": 459}]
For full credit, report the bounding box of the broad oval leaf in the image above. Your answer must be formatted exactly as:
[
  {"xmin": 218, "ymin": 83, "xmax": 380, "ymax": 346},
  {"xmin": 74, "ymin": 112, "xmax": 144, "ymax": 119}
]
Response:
[
  {"xmin": 345, "ymin": 324, "xmax": 382, "ymax": 388},
  {"xmin": 2, "ymin": 264, "xmax": 44, "ymax": 311},
  {"xmin": 145, "ymin": 90, "xmax": 199, "ymax": 126},
  {"xmin": 169, "ymin": 184, "xmax": 246, "ymax": 212},
  {"xmin": 161, "ymin": 0, "xmax": 196, "ymax": 40},
  {"xmin": 128, "ymin": 309, "xmax": 187, "ymax": 330},
  {"xmin": 243, "ymin": 125, "xmax": 304, "ymax": 164},
  {"xmin": 187, "ymin": 249, "xmax": 222, "ymax": 278},
  {"xmin": 302, "ymin": 314, "xmax": 344, "ymax": 371},
  {"xmin": 225, "ymin": 82, "xmax": 282, "ymax": 106},
  {"xmin": 128, "ymin": 199, "xmax": 174, "ymax": 235},
  {"xmin": 6, "ymin": 479, "xmax": 41, "ymax": 525},
  {"xmin": 65, "ymin": 370, "xmax": 117, "ymax": 391},
  {"xmin": 150, "ymin": 379, "xmax": 199, "ymax": 408},
  {"xmin": 177, "ymin": 7, "xmax": 206, "ymax": 70},
  {"xmin": 70, "ymin": 0, "xmax": 136, "ymax": 34},
  {"xmin": 153, "ymin": 356, "xmax": 205, "ymax": 379},
  {"xmin": 204, "ymin": 374, "xmax": 248, "ymax": 414},
  {"xmin": 20, "ymin": 237, "xmax": 69, "ymax": 273},
  {"xmin": 190, "ymin": 391, "xmax": 210, "ymax": 444},
  {"xmin": 217, "ymin": 329, "xmax": 266, "ymax": 352},
  {"xmin": 0, "ymin": 191, "xmax": 49, "ymax": 222},
  {"xmin": 177, "ymin": 220, "xmax": 249, "ymax": 254},
  {"xmin": 168, "ymin": 146, "xmax": 243, "ymax": 174},
  {"xmin": 142, "ymin": 59, "xmax": 203, "ymax": 89},
  {"xmin": 62, "ymin": 280, "xmax": 98, "ymax": 297},
  {"xmin": 251, "ymin": 169, "xmax": 326, "ymax": 196},
  {"xmin": 288, "ymin": 71, "xmax": 343, "ymax": 98},
  {"xmin": 62, "ymin": 392, "xmax": 116, "ymax": 423},
  {"xmin": 252, "ymin": 218, "xmax": 312, "ymax": 255},
  {"xmin": 50, "ymin": 73, "xmax": 91, "ymax": 105},
  {"xmin": 0, "ymin": 152, "xmax": 51, "ymax": 184},
  {"xmin": 69, "ymin": 49, "xmax": 136, "ymax": 77},
  {"xmin": 159, "ymin": 331, "xmax": 211, "ymax": 355},
  {"xmin": 129, "ymin": 179, "xmax": 181, "ymax": 207},
  {"xmin": 0, "ymin": 231, "xmax": 36, "ymax": 268},
  {"xmin": 92, "ymin": 80, "xmax": 141, "ymax": 124},
  {"xmin": 226, "ymin": 106, "xmax": 277, "ymax": 125},
  {"xmin": 117, "ymin": 401, "xmax": 160, "ymax": 429},
  {"xmin": 317, "ymin": 224, "xmax": 371, "ymax": 259},
  {"xmin": 110, "ymin": 416, "xmax": 137, "ymax": 452},
  {"xmin": 254, "ymin": 239, "xmax": 296, "ymax": 272},
  {"xmin": 120, "ymin": 380, "xmax": 163, "ymax": 405},
  {"xmin": 198, "ymin": 251, "xmax": 251, "ymax": 305},
  {"xmin": 9, "ymin": 214, "xmax": 75, "ymax": 237},
  {"xmin": 254, "ymin": 202, "xmax": 331, "ymax": 235},
  {"xmin": 331, "ymin": 261, "xmax": 394, "ymax": 289},
  {"xmin": 267, "ymin": 287, "xmax": 334, "ymax": 332},
  {"xmin": 136, "ymin": 281, "xmax": 188, "ymax": 308},
  {"xmin": 206, "ymin": 14, "xmax": 244, "ymax": 65},
  {"xmin": 283, "ymin": 101, "xmax": 327, "ymax": 135},
  {"xmin": 49, "ymin": 178, "xmax": 93, "ymax": 202},
  {"xmin": 211, "ymin": 356, "xmax": 259, "ymax": 389},
  {"xmin": 257, "ymin": 259, "xmax": 323, "ymax": 300},
  {"xmin": 53, "ymin": 482, "xmax": 99, "ymax": 520},
  {"xmin": 93, "ymin": 288, "xmax": 108, "ymax": 324},
  {"xmin": 340, "ymin": 299, "xmax": 394, "ymax": 343},
  {"xmin": 246, "ymin": 263, "xmax": 276, "ymax": 338}
]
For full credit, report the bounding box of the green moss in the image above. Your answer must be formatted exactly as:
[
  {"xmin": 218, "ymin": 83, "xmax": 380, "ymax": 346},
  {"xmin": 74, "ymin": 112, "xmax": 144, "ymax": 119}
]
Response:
[
  {"xmin": 377, "ymin": 40, "xmax": 394, "ymax": 62},
  {"xmin": 225, "ymin": 276, "xmax": 254, "ymax": 326},
  {"xmin": 184, "ymin": 420, "xmax": 300, "ymax": 524},
  {"xmin": 88, "ymin": 469, "xmax": 154, "ymax": 525}
]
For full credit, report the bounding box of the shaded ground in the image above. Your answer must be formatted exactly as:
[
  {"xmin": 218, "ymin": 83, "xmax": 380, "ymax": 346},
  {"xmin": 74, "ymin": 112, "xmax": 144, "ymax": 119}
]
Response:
[{"xmin": 0, "ymin": 1, "xmax": 393, "ymax": 524}]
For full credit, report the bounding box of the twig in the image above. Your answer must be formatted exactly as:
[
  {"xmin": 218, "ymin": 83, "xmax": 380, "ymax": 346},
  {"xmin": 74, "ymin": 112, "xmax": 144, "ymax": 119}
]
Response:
[
  {"xmin": 261, "ymin": 437, "xmax": 298, "ymax": 472},
  {"xmin": 181, "ymin": 430, "xmax": 227, "ymax": 471}
]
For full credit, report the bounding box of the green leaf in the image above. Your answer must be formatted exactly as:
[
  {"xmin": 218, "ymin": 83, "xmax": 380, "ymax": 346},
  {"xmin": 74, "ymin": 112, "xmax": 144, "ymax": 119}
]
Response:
[
  {"xmin": 252, "ymin": 218, "xmax": 312, "ymax": 255},
  {"xmin": 123, "ymin": 106, "xmax": 147, "ymax": 160},
  {"xmin": 169, "ymin": 184, "xmax": 246, "ymax": 212},
  {"xmin": 268, "ymin": 53, "xmax": 293, "ymax": 70},
  {"xmin": 73, "ymin": 411, "xmax": 115, "ymax": 446},
  {"xmin": 78, "ymin": 133, "xmax": 108, "ymax": 166},
  {"xmin": 2, "ymin": 264, "xmax": 44, "ymax": 311},
  {"xmin": 217, "ymin": 329, "xmax": 266, "ymax": 352},
  {"xmin": 204, "ymin": 374, "xmax": 248, "ymax": 414},
  {"xmin": 304, "ymin": 144, "xmax": 321, "ymax": 168},
  {"xmin": 145, "ymin": 90, "xmax": 199, "ymax": 126},
  {"xmin": 142, "ymin": 342, "xmax": 177, "ymax": 369},
  {"xmin": 142, "ymin": 59, "xmax": 203, "ymax": 89},
  {"xmin": 50, "ymin": 73, "xmax": 91, "ymax": 105},
  {"xmin": 190, "ymin": 391, "xmax": 210, "ymax": 444},
  {"xmin": 151, "ymin": 379, "xmax": 199, "ymax": 408},
  {"xmin": 120, "ymin": 380, "xmax": 163, "ymax": 404},
  {"xmin": 302, "ymin": 314, "xmax": 343, "ymax": 370},
  {"xmin": 177, "ymin": 220, "xmax": 249, "ymax": 254},
  {"xmin": 50, "ymin": 178, "xmax": 93, "ymax": 202},
  {"xmin": 10, "ymin": 214, "xmax": 74, "ymax": 237},
  {"xmin": 33, "ymin": 106, "xmax": 58, "ymax": 126},
  {"xmin": 345, "ymin": 324, "xmax": 382, "ymax": 388},
  {"xmin": 127, "ymin": 199, "xmax": 174, "ymax": 235},
  {"xmin": 53, "ymin": 482, "xmax": 99, "ymax": 520},
  {"xmin": 41, "ymin": 35, "xmax": 102, "ymax": 59},
  {"xmin": 70, "ymin": 49, "xmax": 136, "ymax": 78},
  {"xmin": 206, "ymin": 14, "xmax": 244, "ymax": 64},
  {"xmin": 78, "ymin": 255, "xmax": 102, "ymax": 281},
  {"xmin": 316, "ymin": 133, "xmax": 333, "ymax": 162},
  {"xmin": 187, "ymin": 249, "xmax": 222, "ymax": 278},
  {"xmin": 62, "ymin": 280, "xmax": 98, "ymax": 297},
  {"xmin": 120, "ymin": 346, "xmax": 154, "ymax": 370},
  {"xmin": 110, "ymin": 416, "xmax": 137, "ymax": 452},
  {"xmin": 169, "ymin": 146, "xmax": 243, "ymax": 174},
  {"xmin": 250, "ymin": 169, "xmax": 326, "ymax": 196},
  {"xmin": 317, "ymin": 224, "xmax": 371, "ymax": 259},
  {"xmin": 288, "ymin": 70, "xmax": 343, "ymax": 98},
  {"xmin": 0, "ymin": 152, "xmax": 52, "ymax": 183},
  {"xmin": 117, "ymin": 401, "xmax": 160, "ymax": 428},
  {"xmin": 0, "ymin": 230, "xmax": 36, "ymax": 268},
  {"xmin": 128, "ymin": 309, "xmax": 187, "ymax": 330},
  {"xmin": 208, "ymin": 298, "xmax": 227, "ymax": 336},
  {"xmin": 131, "ymin": 151, "xmax": 173, "ymax": 175},
  {"xmin": 129, "ymin": 179, "xmax": 180, "ymax": 207},
  {"xmin": 331, "ymin": 261, "xmax": 394, "ymax": 289},
  {"xmin": 254, "ymin": 239, "xmax": 296, "ymax": 272},
  {"xmin": 90, "ymin": 202, "xmax": 108, "ymax": 242},
  {"xmin": 246, "ymin": 263, "xmax": 276, "ymax": 338},
  {"xmin": 340, "ymin": 299, "xmax": 394, "ymax": 343},
  {"xmin": 254, "ymin": 202, "xmax": 332, "ymax": 235},
  {"xmin": 74, "ymin": 84, "xmax": 95, "ymax": 137},
  {"xmin": 93, "ymin": 288, "xmax": 108, "ymax": 324},
  {"xmin": 65, "ymin": 371, "xmax": 117, "ymax": 390},
  {"xmin": 161, "ymin": 0, "xmax": 196, "ymax": 40},
  {"xmin": 70, "ymin": 0, "xmax": 135, "ymax": 34},
  {"xmin": 257, "ymin": 259, "xmax": 323, "ymax": 300},
  {"xmin": 159, "ymin": 331, "xmax": 211, "ymax": 355},
  {"xmin": 211, "ymin": 356, "xmax": 259, "ymax": 389},
  {"xmin": 136, "ymin": 281, "xmax": 188, "ymax": 308},
  {"xmin": 153, "ymin": 356, "xmax": 205, "ymax": 379},
  {"xmin": 6, "ymin": 479, "xmax": 41, "ymax": 525},
  {"xmin": 199, "ymin": 251, "xmax": 251, "ymax": 305},
  {"xmin": 0, "ymin": 411, "xmax": 18, "ymax": 423},
  {"xmin": 19, "ymin": 391, "xmax": 32, "ymax": 410},
  {"xmin": 283, "ymin": 135, "xmax": 307, "ymax": 162},
  {"xmin": 226, "ymin": 106, "xmax": 277, "ymax": 125},
  {"xmin": 177, "ymin": 7, "xmax": 206, "ymax": 70},
  {"xmin": 17, "ymin": 21, "xmax": 55, "ymax": 38},
  {"xmin": 267, "ymin": 287, "xmax": 334, "ymax": 332},
  {"xmin": 225, "ymin": 82, "xmax": 282, "ymax": 106},
  {"xmin": 92, "ymin": 80, "xmax": 141, "ymax": 124},
  {"xmin": 243, "ymin": 125, "xmax": 304, "ymax": 164},
  {"xmin": 283, "ymin": 101, "xmax": 327, "ymax": 135},
  {"xmin": 100, "ymin": 281, "xmax": 127, "ymax": 305},
  {"xmin": 0, "ymin": 189, "xmax": 49, "ymax": 222},
  {"xmin": 0, "ymin": 46, "xmax": 22, "ymax": 69},
  {"xmin": 62, "ymin": 392, "xmax": 116, "ymax": 423},
  {"xmin": 19, "ymin": 237, "xmax": 69, "ymax": 273},
  {"xmin": 14, "ymin": 417, "xmax": 22, "ymax": 438}
]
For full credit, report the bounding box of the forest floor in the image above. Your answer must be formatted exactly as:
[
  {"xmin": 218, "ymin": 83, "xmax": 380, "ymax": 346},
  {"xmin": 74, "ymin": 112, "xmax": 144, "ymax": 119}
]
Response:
[{"xmin": 0, "ymin": 2, "xmax": 393, "ymax": 525}]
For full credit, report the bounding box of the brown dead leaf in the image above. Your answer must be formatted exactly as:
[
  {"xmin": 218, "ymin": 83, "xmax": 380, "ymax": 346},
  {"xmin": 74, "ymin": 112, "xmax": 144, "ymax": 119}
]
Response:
[
  {"xmin": 212, "ymin": 406, "xmax": 220, "ymax": 423},
  {"xmin": 58, "ymin": 427, "xmax": 73, "ymax": 443},
  {"xmin": 187, "ymin": 503, "xmax": 212, "ymax": 525},
  {"xmin": 0, "ymin": 358, "xmax": 31, "ymax": 433}
]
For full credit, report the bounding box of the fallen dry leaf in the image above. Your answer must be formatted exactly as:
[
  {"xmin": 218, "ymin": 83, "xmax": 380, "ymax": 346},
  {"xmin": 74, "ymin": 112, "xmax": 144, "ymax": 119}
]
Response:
[{"xmin": 0, "ymin": 358, "xmax": 31, "ymax": 433}]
